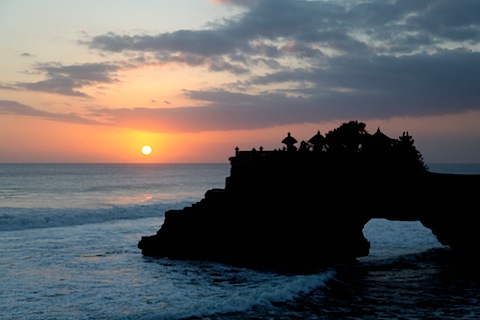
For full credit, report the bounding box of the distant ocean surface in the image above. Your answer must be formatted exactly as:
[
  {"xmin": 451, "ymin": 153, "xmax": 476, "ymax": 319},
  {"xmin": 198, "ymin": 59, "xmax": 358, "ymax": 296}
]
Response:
[{"xmin": 1, "ymin": 163, "xmax": 479, "ymax": 320}]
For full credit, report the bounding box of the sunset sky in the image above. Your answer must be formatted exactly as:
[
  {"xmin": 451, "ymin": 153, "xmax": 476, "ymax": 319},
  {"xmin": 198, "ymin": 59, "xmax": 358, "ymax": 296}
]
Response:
[{"xmin": 1, "ymin": 0, "xmax": 479, "ymax": 163}]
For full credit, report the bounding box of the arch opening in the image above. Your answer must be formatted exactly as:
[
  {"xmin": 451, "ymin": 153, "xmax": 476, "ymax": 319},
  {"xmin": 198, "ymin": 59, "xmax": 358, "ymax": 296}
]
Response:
[{"xmin": 360, "ymin": 218, "xmax": 445, "ymax": 261}]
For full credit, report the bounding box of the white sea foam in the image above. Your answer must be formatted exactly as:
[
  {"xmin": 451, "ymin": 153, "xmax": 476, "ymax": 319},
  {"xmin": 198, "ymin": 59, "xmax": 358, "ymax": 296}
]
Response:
[
  {"xmin": 170, "ymin": 271, "xmax": 334, "ymax": 319},
  {"xmin": 112, "ymin": 260, "xmax": 335, "ymax": 320}
]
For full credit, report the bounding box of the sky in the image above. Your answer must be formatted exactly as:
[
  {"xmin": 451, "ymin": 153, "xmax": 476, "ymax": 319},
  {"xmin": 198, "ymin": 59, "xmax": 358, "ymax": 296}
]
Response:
[{"xmin": 1, "ymin": 0, "xmax": 480, "ymax": 163}]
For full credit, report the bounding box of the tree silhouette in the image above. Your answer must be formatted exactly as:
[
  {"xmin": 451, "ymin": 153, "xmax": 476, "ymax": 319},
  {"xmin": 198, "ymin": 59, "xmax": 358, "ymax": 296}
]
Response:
[
  {"xmin": 394, "ymin": 131, "xmax": 428, "ymax": 172},
  {"xmin": 319, "ymin": 121, "xmax": 427, "ymax": 173},
  {"xmin": 325, "ymin": 120, "xmax": 368, "ymax": 153}
]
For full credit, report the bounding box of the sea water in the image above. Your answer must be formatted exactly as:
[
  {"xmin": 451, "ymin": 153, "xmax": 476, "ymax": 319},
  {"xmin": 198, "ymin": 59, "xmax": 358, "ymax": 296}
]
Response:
[{"xmin": 1, "ymin": 163, "xmax": 479, "ymax": 319}]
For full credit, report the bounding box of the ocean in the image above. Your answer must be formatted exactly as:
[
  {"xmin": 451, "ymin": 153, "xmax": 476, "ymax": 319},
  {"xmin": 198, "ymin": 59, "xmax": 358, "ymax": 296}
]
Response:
[{"xmin": 1, "ymin": 163, "xmax": 479, "ymax": 320}]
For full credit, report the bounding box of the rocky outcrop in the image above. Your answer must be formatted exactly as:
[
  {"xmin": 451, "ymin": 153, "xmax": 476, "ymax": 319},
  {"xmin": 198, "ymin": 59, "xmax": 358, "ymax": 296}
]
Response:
[{"xmin": 138, "ymin": 122, "xmax": 480, "ymax": 272}]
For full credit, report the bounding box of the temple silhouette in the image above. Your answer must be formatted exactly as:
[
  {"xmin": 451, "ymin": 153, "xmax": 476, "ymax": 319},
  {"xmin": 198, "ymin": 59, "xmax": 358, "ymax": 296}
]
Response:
[{"xmin": 139, "ymin": 121, "xmax": 480, "ymax": 272}]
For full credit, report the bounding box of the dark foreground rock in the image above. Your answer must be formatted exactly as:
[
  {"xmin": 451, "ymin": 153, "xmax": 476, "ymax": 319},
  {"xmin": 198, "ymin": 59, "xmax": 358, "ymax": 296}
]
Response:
[{"xmin": 138, "ymin": 121, "xmax": 480, "ymax": 272}]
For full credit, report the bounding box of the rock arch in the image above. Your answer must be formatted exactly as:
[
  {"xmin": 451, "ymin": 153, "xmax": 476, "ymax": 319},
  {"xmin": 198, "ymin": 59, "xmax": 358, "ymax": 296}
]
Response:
[{"xmin": 138, "ymin": 123, "xmax": 480, "ymax": 271}]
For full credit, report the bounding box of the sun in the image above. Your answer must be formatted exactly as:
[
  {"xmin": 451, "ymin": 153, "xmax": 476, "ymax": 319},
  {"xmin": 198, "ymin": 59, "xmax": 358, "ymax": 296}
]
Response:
[{"xmin": 141, "ymin": 145, "xmax": 152, "ymax": 155}]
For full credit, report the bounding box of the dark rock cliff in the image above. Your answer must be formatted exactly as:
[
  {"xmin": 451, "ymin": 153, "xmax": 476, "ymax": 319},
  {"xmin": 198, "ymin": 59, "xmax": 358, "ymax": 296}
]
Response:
[{"xmin": 138, "ymin": 121, "xmax": 480, "ymax": 272}]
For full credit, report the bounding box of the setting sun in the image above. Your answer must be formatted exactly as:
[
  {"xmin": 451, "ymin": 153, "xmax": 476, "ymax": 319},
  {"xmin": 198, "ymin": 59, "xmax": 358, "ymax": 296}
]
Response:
[{"xmin": 141, "ymin": 145, "xmax": 152, "ymax": 155}]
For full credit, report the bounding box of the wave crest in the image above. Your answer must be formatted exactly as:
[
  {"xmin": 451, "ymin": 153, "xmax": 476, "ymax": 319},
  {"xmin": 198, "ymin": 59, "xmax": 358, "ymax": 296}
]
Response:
[{"xmin": 0, "ymin": 201, "xmax": 192, "ymax": 232}]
